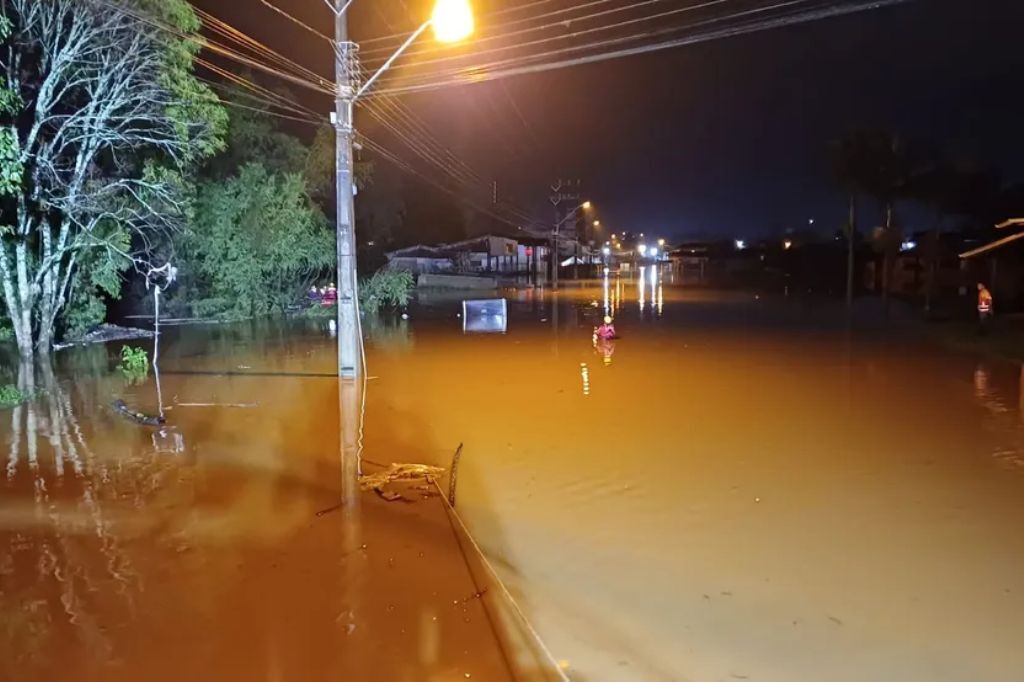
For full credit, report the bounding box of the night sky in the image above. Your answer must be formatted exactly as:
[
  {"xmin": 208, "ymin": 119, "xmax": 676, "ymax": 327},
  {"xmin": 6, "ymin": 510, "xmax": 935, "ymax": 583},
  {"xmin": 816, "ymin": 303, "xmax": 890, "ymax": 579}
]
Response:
[{"xmin": 196, "ymin": 0, "xmax": 1024, "ymax": 241}]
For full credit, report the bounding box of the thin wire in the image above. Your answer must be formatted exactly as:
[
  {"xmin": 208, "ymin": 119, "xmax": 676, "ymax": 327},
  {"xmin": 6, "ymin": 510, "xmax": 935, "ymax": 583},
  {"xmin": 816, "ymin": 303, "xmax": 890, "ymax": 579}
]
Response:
[
  {"xmin": 365, "ymin": 0, "xmax": 742, "ymax": 75},
  {"xmin": 93, "ymin": 0, "xmax": 336, "ymax": 96},
  {"xmin": 196, "ymin": 58, "xmax": 325, "ymax": 117},
  {"xmin": 256, "ymin": 0, "xmax": 335, "ymax": 43},
  {"xmin": 360, "ymin": 136, "xmax": 538, "ymax": 230},
  {"xmin": 362, "ymin": 99, "xmax": 542, "ymax": 226},
  {"xmin": 367, "ymin": 0, "xmax": 849, "ymax": 93},
  {"xmin": 195, "ymin": 7, "xmax": 331, "ymax": 84},
  {"xmin": 372, "ymin": 0, "xmax": 910, "ymax": 98},
  {"xmin": 359, "ymin": 0, "xmax": 645, "ymax": 59}
]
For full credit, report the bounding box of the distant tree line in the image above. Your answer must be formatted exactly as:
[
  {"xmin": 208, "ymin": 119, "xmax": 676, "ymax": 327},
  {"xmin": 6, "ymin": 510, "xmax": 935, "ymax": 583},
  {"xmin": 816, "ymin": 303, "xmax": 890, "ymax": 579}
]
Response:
[{"xmin": 831, "ymin": 128, "xmax": 1024, "ymax": 308}]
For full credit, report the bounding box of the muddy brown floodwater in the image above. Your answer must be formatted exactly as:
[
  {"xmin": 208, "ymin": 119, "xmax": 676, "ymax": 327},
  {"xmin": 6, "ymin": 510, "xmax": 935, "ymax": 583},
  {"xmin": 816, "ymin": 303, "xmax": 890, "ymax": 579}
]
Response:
[{"xmin": 4, "ymin": 269, "xmax": 1024, "ymax": 681}]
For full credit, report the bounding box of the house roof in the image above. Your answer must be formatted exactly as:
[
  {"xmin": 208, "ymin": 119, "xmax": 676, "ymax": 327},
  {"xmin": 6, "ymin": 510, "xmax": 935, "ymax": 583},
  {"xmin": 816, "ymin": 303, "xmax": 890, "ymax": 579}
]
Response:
[
  {"xmin": 959, "ymin": 230, "xmax": 1024, "ymax": 259},
  {"xmin": 387, "ymin": 244, "xmax": 448, "ymax": 259}
]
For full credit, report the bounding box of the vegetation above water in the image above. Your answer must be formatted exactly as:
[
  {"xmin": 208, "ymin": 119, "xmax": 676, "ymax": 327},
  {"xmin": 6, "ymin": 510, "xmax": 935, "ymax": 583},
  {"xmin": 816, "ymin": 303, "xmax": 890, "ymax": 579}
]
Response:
[
  {"xmin": 0, "ymin": 383, "xmax": 36, "ymax": 408},
  {"xmin": 0, "ymin": 1, "xmax": 226, "ymax": 357},
  {"xmin": 119, "ymin": 346, "xmax": 150, "ymax": 384},
  {"xmin": 358, "ymin": 270, "xmax": 414, "ymax": 315}
]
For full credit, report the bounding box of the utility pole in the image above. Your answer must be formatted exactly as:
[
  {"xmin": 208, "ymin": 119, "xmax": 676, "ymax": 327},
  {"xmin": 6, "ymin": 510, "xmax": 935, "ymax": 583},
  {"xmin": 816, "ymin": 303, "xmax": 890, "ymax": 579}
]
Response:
[
  {"xmin": 335, "ymin": 1, "xmax": 360, "ymax": 378},
  {"xmin": 549, "ymin": 179, "xmax": 579, "ymax": 289}
]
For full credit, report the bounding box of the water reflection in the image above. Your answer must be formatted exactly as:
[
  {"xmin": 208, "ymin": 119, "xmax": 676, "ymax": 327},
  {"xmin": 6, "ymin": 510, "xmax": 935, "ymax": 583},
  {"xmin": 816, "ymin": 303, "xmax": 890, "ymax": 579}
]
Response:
[{"xmin": 638, "ymin": 265, "xmax": 647, "ymax": 313}]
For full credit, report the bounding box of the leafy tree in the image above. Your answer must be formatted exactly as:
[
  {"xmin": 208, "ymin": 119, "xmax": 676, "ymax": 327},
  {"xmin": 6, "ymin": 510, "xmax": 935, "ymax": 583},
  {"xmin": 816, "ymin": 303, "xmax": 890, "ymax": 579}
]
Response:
[
  {"xmin": 0, "ymin": 0, "xmax": 225, "ymax": 358},
  {"xmin": 180, "ymin": 163, "xmax": 333, "ymax": 318}
]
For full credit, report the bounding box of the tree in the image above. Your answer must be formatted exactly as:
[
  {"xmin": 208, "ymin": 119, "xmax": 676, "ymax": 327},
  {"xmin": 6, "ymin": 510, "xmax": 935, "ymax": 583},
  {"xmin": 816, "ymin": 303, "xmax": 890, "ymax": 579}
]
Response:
[
  {"xmin": 180, "ymin": 163, "xmax": 333, "ymax": 317},
  {"xmin": 0, "ymin": 0, "xmax": 225, "ymax": 357},
  {"xmin": 831, "ymin": 129, "xmax": 909, "ymax": 310}
]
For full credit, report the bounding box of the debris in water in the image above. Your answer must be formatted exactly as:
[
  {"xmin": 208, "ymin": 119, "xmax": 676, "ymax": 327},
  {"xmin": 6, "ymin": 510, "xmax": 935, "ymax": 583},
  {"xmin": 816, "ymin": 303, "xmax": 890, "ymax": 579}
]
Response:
[
  {"xmin": 112, "ymin": 399, "xmax": 165, "ymax": 427},
  {"xmin": 375, "ymin": 489, "xmax": 404, "ymax": 502},
  {"xmin": 828, "ymin": 616, "xmax": 844, "ymax": 626},
  {"xmin": 361, "ymin": 463, "xmax": 446, "ymax": 503}
]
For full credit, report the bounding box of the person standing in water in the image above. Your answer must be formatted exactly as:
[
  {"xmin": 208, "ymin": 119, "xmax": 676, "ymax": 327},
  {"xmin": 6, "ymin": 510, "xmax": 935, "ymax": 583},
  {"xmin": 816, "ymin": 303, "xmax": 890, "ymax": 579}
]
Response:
[
  {"xmin": 595, "ymin": 315, "xmax": 616, "ymax": 340},
  {"xmin": 977, "ymin": 282, "xmax": 993, "ymax": 334}
]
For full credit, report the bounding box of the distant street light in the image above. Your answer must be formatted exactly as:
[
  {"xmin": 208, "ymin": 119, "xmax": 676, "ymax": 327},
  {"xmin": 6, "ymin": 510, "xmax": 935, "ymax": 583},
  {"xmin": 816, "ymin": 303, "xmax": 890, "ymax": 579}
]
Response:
[
  {"xmin": 582, "ymin": 201, "xmax": 592, "ymax": 209},
  {"xmin": 602, "ymin": 246, "xmax": 611, "ymax": 256},
  {"xmin": 638, "ymin": 244, "xmax": 648, "ymax": 256},
  {"xmin": 735, "ymin": 239, "xmax": 746, "ymax": 250},
  {"xmin": 784, "ymin": 240, "xmax": 793, "ymax": 250},
  {"xmin": 657, "ymin": 238, "xmax": 665, "ymax": 247},
  {"xmin": 594, "ymin": 220, "xmax": 601, "ymax": 227}
]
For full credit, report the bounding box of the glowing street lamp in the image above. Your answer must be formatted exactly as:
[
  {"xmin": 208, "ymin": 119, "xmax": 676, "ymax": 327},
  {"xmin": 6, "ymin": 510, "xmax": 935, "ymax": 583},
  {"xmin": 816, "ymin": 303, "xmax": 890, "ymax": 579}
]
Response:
[
  {"xmin": 657, "ymin": 238, "xmax": 665, "ymax": 247},
  {"xmin": 638, "ymin": 244, "xmax": 648, "ymax": 257},
  {"xmin": 431, "ymin": 0, "xmax": 474, "ymax": 43},
  {"xmin": 783, "ymin": 239, "xmax": 793, "ymax": 250}
]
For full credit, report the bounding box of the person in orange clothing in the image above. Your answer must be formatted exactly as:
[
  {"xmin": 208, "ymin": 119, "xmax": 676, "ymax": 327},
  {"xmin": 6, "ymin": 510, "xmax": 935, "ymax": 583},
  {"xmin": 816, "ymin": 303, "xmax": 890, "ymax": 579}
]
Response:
[{"xmin": 977, "ymin": 282, "xmax": 993, "ymax": 334}]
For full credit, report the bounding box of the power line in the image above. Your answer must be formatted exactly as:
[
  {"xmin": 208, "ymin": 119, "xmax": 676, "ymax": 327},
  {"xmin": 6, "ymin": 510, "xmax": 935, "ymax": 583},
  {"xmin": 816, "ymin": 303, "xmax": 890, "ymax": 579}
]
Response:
[
  {"xmin": 368, "ymin": 0, "xmax": 906, "ymax": 96},
  {"xmin": 255, "ymin": 0, "xmax": 335, "ymax": 44},
  {"xmin": 359, "ymin": 0, "xmax": 652, "ymax": 61},
  {"xmin": 367, "ymin": 0, "xmax": 758, "ymax": 81}
]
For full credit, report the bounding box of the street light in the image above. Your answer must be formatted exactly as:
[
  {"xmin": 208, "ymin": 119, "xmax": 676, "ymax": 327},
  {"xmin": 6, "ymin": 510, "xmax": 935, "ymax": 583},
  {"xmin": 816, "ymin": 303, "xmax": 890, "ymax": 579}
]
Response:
[
  {"xmin": 638, "ymin": 244, "xmax": 648, "ymax": 256},
  {"xmin": 431, "ymin": 0, "xmax": 473, "ymax": 42},
  {"xmin": 332, "ymin": 0, "xmax": 475, "ymax": 378},
  {"xmin": 657, "ymin": 238, "xmax": 665, "ymax": 247}
]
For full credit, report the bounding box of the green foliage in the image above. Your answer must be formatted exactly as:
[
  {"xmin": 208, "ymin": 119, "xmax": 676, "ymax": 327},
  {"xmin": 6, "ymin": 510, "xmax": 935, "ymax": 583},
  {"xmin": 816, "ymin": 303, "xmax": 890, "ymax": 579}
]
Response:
[
  {"xmin": 304, "ymin": 126, "xmax": 373, "ymax": 202},
  {"xmin": 0, "ymin": 384, "xmax": 29, "ymax": 408},
  {"xmin": 180, "ymin": 163, "xmax": 333, "ymax": 317},
  {"xmin": 359, "ymin": 270, "xmax": 413, "ymax": 315},
  {"xmin": 59, "ymin": 224, "xmax": 131, "ymax": 339},
  {"xmin": 0, "ymin": 0, "xmax": 227, "ymax": 353},
  {"xmin": 138, "ymin": 0, "xmax": 227, "ymax": 160},
  {"xmin": 0, "ymin": 15, "xmax": 21, "ymax": 197},
  {"xmin": 119, "ymin": 345, "xmax": 149, "ymax": 383}
]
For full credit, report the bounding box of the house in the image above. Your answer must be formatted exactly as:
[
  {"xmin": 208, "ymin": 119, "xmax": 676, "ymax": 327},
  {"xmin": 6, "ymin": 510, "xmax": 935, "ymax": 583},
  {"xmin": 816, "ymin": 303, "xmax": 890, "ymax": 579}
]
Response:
[{"xmin": 385, "ymin": 245, "xmax": 453, "ymax": 274}]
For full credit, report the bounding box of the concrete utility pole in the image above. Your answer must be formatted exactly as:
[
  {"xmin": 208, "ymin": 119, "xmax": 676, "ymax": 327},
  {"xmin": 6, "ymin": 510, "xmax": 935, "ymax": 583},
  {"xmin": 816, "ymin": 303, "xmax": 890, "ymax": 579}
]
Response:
[
  {"xmin": 335, "ymin": 1, "xmax": 360, "ymax": 378},
  {"xmin": 549, "ymin": 179, "xmax": 580, "ymax": 290}
]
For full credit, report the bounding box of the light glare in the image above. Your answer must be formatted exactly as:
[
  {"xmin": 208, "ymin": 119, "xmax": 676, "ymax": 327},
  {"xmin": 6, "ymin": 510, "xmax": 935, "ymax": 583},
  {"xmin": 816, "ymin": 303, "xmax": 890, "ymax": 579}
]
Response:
[{"xmin": 432, "ymin": 0, "xmax": 473, "ymax": 43}]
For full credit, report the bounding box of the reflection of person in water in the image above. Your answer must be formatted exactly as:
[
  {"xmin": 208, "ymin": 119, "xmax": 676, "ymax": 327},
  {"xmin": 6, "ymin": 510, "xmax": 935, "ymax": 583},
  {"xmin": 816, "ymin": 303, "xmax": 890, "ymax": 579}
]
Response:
[
  {"xmin": 595, "ymin": 315, "xmax": 617, "ymax": 340},
  {"xmin": 594, "ymin": 336, "xmax": 616, "ymax": 365}
]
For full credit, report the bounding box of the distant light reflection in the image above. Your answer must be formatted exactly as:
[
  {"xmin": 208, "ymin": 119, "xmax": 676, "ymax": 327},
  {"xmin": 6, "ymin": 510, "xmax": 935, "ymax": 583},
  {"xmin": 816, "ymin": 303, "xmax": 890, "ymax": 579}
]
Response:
[
  {"xmin": 602, "ymin": 270, "xmax": 610, "ymax": 315},
  {"xmin": 580, "ymin": 362, "xmax": 591, "ymax": 396},
  {"xmin": 638, "ymin": 266, "xmax": 647, "ymax": 313}
]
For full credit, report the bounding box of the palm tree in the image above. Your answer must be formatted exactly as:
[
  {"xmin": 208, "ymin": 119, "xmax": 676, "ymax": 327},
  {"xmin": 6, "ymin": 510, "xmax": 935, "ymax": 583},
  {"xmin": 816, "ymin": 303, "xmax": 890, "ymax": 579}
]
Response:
[{"xmin": 831, "ymin": 130, "xmax": 909, "ymax": 312}]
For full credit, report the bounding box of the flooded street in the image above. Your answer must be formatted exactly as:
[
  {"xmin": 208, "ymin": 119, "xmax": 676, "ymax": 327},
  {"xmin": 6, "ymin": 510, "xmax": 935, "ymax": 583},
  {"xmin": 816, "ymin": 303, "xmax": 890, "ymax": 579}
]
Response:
[{"xmin": 4, "ymin": 272, "xmax": 1024, "ymax": 681}]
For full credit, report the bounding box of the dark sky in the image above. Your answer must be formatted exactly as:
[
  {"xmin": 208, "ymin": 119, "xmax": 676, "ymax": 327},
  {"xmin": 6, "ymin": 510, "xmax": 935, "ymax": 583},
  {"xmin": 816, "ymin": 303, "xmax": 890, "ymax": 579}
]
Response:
[{"xmin": 197, "ymin": 0, "xmax": 1024, "ymax": 241}]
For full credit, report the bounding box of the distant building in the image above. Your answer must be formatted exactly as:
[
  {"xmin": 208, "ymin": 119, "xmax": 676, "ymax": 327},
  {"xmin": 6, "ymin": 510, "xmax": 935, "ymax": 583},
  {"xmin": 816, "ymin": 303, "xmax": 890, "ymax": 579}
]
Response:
[
  {"xmin": 386, "ymin": 234, "xmax": 551, "ymax": 279},
  {"xmin": 385, "ymin": 245, "xmax": 453, "ymax": 274}
]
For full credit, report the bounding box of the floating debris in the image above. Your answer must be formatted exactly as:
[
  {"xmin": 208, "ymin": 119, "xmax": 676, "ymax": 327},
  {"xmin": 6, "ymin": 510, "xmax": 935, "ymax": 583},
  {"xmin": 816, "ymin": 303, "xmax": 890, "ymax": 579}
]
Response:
[{"xmin": 360, "ymin": 463, "xmax": 446, "ymax": 503}]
